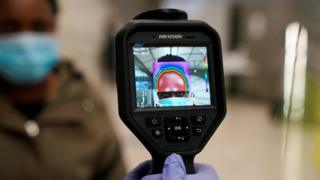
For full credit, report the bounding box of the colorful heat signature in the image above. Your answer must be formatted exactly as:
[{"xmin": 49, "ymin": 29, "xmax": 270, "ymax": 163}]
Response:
[
  {"xmin": 153, "ymin": 62, "xmax": 191, "ymax": 93},
  {"xmin": 203, "ymin": 52, "xmax": 209, "ymax": 92}
]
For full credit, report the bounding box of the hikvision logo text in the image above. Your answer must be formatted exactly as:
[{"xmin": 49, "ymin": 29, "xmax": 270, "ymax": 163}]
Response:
[{"xmin": 158, "ymin": 34, "xmax": 183, "ymax": 39}]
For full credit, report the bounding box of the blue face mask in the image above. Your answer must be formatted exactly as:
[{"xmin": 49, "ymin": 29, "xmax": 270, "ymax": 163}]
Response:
[
  {"xmin": 159, "ymin": 97, "xmax": 191, "ymax": 107},
  {"xmin": 0, "ymin": 33, "xmax": 59, "ymax": 86}
]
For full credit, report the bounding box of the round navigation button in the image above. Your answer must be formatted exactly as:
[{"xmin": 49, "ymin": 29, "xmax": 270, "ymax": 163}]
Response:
[
  {"xmin": 152, "ymin": 129, "xmax": 163, "ymax": 138},
  {"xmin": 25, "ymin": 120, "xmax": 40, "ymax": 137},
  {"xmin": 192, "ymin": 115, "xmax": 206, "ymax": 125}
]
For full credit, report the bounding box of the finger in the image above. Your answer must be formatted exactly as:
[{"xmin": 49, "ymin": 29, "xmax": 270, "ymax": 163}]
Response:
[{"xmin": 162, "ymin": 153, "xmax": 186, "ymax": 180}]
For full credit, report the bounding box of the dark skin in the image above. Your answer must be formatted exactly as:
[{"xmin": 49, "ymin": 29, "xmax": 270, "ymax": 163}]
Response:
[{"xmin": 0, "ymin": 0, "xmax": 59, "ymax": 104}]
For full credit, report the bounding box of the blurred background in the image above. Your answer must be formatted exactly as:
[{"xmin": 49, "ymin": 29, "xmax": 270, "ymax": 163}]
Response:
[{"xmin": 56, "ymin": 0, "xmax": 320, "ymax": 179}]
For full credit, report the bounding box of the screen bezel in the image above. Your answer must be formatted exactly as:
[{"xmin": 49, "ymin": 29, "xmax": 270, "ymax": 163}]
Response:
[{"xmin": 127, "ymin": 31, "xmax": 220, "ymax": 113}]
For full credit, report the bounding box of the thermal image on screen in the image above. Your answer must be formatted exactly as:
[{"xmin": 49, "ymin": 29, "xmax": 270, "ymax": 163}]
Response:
[{"xmin": 133, "ymin": 46, "xmax": 211, "ymax": 108}]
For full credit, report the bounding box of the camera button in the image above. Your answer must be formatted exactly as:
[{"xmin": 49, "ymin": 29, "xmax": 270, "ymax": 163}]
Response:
[
  {"xmin": 193, "ymin": 127, "xmax": 203, "ymax": 136},
  {"xmin": 146, "ymin": 117, "xmax": 161, "ymax": 127},
  {"xmin": 191, "ymin": 115, "xmax": 206, "ymax": 125},
  {"xmin": 166, "ymin": 116, "xmax": 184, "ymax": 121},
  {"xmin": 167, "ymin": 135, "xmax": 190, "ymax": 142},
  {"xmin": 171, "ymin": 123, "xmax": 185, "ymax": 135},
  {"xmin": 152, "ymin": 129, "xmax": 163, "ymax": 138},
  {"xmin": 176, "ymin": 136, "xmax": 189, "ymax": 142}
]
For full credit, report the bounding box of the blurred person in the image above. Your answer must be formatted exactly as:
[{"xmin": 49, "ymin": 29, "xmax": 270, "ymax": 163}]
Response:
[{"xmin": 0, "ymin": 0, "xmax": 126, "ymax": 179}]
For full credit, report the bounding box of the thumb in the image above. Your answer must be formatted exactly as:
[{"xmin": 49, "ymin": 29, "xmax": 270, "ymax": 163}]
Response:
[{"xmin": 162, "ymin": 153, "xmax": 186, "ymax": 180}]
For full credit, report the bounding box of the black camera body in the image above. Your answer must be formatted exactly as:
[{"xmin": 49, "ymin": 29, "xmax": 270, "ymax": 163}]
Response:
[{"xmin": 116, "ymin": 9, "xmax": 226, "ymax": 174}]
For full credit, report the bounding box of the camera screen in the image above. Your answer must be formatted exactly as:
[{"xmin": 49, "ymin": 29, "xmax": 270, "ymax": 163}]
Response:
[{"xmin": 133, "ymin": 45, "xmax": 212, "ymax": 108}]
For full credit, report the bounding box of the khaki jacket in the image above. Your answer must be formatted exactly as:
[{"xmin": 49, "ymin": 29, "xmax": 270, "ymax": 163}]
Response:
[{"xmin": 0, "ymin": 62, "xmax": 126, "ymax": 180}]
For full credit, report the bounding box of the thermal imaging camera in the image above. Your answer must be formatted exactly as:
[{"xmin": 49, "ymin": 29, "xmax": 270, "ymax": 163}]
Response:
[{"xmin": 116, "ymin": 9, "xmax": 226, "ymax": 174}]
